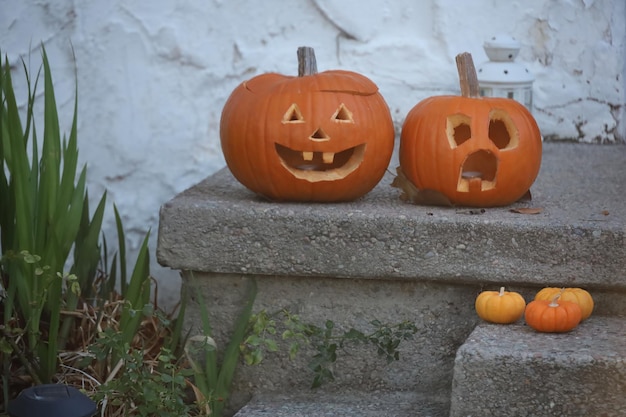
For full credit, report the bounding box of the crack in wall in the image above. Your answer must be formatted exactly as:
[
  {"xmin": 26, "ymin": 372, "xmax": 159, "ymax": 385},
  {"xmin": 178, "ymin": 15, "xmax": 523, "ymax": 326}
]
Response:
[
  {"xmin": 537, "ymin": 97, "xmax": 624, "ymax": 143},
  {"xmin": 309, "ymin": 0, "xmax": 359, "ymax": 64},
  {"xmin": 310, "ymin": 0, "xmax": 359, "ymax": 41}
]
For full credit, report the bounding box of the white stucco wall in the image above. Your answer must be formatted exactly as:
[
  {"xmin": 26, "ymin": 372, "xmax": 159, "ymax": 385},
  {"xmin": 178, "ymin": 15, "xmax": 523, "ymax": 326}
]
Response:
[{"xmin": 2, "ymin": 0, "xmax": 625, "ymax": 307}]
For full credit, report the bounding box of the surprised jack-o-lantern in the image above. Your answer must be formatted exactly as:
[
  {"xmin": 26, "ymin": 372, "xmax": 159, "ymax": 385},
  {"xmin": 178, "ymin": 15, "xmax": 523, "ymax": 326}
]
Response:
[
  {"xmin": 399, "ymin": 53, "xmax": 542, "ymax": 207},
  {"xmin": 220, "ymin": 47, "xmax": 395, "ymax": 202}
]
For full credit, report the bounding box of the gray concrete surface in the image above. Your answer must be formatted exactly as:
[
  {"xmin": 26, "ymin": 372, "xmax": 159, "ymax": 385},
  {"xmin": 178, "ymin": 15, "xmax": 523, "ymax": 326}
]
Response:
[
  {"xmin": 156, "ymin": 143, "xmax": 626, "ymax": 416},
  {"xmin": 158, "ymin": 143, "xmax": 626, "ymax": 289},
  {"xmin": 233, "ymin": 391, "xmax": 448, "ymax": 417},
  {"xmin": 450, "ymin": 316, "xmax": 626, "ymax": 417}
]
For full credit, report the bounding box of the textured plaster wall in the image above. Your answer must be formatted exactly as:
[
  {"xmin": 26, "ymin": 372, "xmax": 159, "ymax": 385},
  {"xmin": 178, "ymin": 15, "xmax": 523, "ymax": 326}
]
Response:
[{"xmin": 2, "ymin": 0, "xmax": 625, "ymax": 307}]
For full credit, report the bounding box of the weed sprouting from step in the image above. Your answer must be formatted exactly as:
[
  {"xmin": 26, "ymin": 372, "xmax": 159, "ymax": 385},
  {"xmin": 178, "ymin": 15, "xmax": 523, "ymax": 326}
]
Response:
[{"xmin": 242, "ymin": 309, "xmax": 419, "ymax": 388}]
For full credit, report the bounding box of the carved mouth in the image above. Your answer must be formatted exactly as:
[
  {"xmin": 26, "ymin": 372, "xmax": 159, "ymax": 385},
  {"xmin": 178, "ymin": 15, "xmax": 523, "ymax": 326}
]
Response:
[
  {"xmin": 275, "ymin": 143, "xmax": 366, "ymax": 182},
  {"xmin": 457, "ymin": 150, "xmax": 498, "ymax": 192}
]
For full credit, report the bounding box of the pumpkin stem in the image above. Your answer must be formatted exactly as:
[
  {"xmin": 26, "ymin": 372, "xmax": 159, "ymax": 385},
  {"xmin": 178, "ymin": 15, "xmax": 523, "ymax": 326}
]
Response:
[
  {"xmin": 498, "ymin": 287, "xmax": 505, "ymax": 296},
  {"xmin": 297, "ymin": 46, "xmax": 318, "ymax": 77},
  {"xmin": 549, "ymin": 293, "xmax": 561, "ymax": 307},
  {"xmin": 455, "ymin": 52, "xmax": 481, "ymax": 98}
]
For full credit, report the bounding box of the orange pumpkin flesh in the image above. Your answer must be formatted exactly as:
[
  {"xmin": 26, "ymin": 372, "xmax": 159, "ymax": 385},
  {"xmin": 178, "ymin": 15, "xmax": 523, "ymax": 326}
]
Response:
[
  {"xmin": 399, "ymin": 53, "xmax": 542, "ymax": 207},
  {"xmin": 475, "ymin": 287, "xmax": 526, "ymax": 324},
  {"xmin": 534, "ymin": 287, "xmax": 594, "ymax": 320},
  {"xmin": 220, "ymin": 47, "xmax": 394, "ymax": 202},
  {"xmin": 524, "ymin": 296, "xmax": 582, "ymax": 333}
]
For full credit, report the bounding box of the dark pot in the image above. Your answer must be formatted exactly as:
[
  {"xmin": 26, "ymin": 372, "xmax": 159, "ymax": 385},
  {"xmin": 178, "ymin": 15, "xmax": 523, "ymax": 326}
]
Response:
[{"xmin": 7, "ymin": 384, "xmax": 97, "ymax": 417}]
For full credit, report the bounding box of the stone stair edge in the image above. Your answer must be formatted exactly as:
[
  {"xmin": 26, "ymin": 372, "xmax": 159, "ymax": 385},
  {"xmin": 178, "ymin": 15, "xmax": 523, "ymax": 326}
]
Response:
[
  {"xmin": 449, "ymin": 315, "xmax": 626, "ymax": 416},
  {"xmin": 233, "ymin": 389, "xmax": 449, "ymax": 417},
  {"xmin": 157, "ymin": 143, "xmax": 626, "ymax": 287}
]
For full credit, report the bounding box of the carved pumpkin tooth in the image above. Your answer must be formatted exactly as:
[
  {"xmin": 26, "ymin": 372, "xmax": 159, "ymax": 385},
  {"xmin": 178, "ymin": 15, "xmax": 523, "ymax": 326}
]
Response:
[
  {"xmin": 302, "ymin": 151, "xmax": 314, "ymax": 161},
  {"xmin": 322, "ymin": 152, "xmax": 335, "ymax": 164}
]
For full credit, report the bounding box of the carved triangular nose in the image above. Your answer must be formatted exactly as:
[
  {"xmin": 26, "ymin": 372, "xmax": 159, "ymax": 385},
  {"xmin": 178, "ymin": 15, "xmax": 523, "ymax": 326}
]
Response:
[{"xmin": 309, "ymin": 127, "xmax": 330, "ymax": 142}]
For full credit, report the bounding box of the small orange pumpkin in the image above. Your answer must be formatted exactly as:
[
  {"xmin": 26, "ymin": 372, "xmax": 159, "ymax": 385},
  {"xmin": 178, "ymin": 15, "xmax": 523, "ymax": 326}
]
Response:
[
  {"xmin": 220, "ymin": 46, "xmax": 394, "ymax": 202},
  {"xmin": 475, "ymin": 287, "xmax": 526, "ymax": 324},
  {"xmin": 524, "ymin": 295, "xmax": 582, "ymax": 333},
  {"xmin": 534, "ymin": 287, "xmax": 594, "ymax": 320},
  {"xmin": 399, "ymin": 52, "xmax": 542, "ymax": 207}
]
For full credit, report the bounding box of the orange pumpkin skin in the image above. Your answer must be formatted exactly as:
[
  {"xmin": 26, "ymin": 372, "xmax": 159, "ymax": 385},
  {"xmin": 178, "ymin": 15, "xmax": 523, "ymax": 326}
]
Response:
[
  {"xmin": 524, "ymin": 299, "xmax": 582, "ymax": 333},
  {"xmin": 475, "ymin": 287, "xmax": 526, "ymax": 324},
  {"xmin": 220, "ymin": 70, "xmax": 394, "ymax": 202},
  {"xmin": 534, "ymin": 287, "xmax": 594, "ymax": 320},
  {"xmin": 400, "ymin": 95, "xmax": 542, "ymax": 207}
]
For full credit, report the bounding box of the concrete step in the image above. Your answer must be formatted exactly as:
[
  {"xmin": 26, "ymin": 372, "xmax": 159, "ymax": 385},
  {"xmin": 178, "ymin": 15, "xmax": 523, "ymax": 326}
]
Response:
[
  {"xmin": 157, "ymin": 143, "xmax": 626, "ymax": 414},
  {"xmin": 450, "ymin": 316, "xmax": 626, "ymax": 417},
  {"xmin": 233, "ymin": 391, "xmax": 448, "ymax": 417},
  {"xmin": 158, "ymin": 143, "xmax": 626, "ymax": 291}
]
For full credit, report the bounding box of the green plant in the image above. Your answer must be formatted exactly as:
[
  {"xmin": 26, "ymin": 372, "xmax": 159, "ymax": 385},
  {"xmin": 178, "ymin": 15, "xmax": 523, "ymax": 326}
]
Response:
[
  {"xmin": 0, "ymin": 47, "xmax": 108, "ymax": 388},
  {"xmin": 64, "ymin": 271, "xmax": 416, "ymax": 417},
  {"xmin": 182, "ymin": 277, "xmax": 418, "ymax": 416},
  {"xmin": 87, "ymin": 326, "xmax": 193, "ymax": 417},
  {"xmin": 242, "ymin": 310, "xmax": 419, "ymax": 388},
  {"xmin": 0, "ymin": 47, "xmax": 156, "ymax": 413},
  {"xmin": 184, "ymin": 277, "xmax": 257, "ymax": 417}
]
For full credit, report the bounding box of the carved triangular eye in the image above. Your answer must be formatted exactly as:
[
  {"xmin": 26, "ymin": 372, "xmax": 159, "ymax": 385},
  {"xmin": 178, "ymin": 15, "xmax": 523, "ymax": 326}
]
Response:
[
  {"xmin": 282, "ymin": 104, "xmax": 304, "ymax": 123},
  {"xmin": 331, "ymin": 104, "xmax": 354, "ymax": 123}
]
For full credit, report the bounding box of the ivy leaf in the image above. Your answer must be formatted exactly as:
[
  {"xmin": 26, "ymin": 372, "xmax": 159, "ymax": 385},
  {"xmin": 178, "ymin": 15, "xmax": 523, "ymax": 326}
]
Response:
[
  {"xmin": 342, "ymin": 328, "xmax": 366, "ymax": 343},
  {"xmin": 288, "ymin": 342, "xmax": 300, "ymax": 360},
  {"xmin": 264, "ymin": 339, "xmax": 278, "ymax": 352},
  {"xmin": 244, "ymin": 349, "xmax": 264, "ymax": 365}
]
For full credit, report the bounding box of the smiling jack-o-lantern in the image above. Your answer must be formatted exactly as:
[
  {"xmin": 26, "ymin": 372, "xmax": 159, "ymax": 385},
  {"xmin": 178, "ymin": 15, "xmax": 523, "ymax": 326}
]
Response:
[
  {"xmin": 399, "ymin": 53, "xmax": 542, "ymax": 207},
  {"xmin": 220, "ymin": 47, "xmax": 394, "ymax": 202}
]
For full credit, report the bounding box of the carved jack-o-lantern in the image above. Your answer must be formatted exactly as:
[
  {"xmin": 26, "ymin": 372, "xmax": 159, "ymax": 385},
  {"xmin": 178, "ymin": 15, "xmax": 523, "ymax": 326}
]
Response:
[
  {"xmin": 220, "ymin": 47, "xmax": 394, "ymax": 202},
  {"xmin": 399, "ymin": 53, "xmax": 542, "ymax": 207}
]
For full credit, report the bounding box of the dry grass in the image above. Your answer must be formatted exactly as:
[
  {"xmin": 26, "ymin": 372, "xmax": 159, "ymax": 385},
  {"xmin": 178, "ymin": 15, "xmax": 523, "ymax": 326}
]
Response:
[{"xmin": 2, "ymin": 284, "xmax": 200, "ymax": 417}]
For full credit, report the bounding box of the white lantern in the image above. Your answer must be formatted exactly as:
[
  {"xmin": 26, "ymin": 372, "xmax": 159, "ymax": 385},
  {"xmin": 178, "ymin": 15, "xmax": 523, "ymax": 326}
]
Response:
[{"xmin": 477, "ymin": 35, "xmax": 534, "ymax": 112}]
